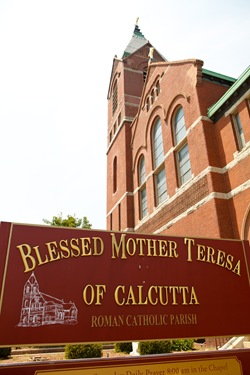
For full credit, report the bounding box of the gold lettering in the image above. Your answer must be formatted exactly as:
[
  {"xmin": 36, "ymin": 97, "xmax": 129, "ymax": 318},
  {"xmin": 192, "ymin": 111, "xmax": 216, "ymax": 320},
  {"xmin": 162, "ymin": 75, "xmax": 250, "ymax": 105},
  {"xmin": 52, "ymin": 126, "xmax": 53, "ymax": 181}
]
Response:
[
  {"xmin": 80, "ymin": 237, "xmax": 91, "ymax": 256},
  {"xmin": 190, "ymin": 286, "xmax": 199, "ymax": 304},
  {"xmin": 146, "ymin": 239, "xmax": 157, "ymax": 256},
  {"xmin": 16, "ymin": 244, "xmax": 36, "ymax": 272},
  {"xmin": 233, "ymin": 260, "xmax": 241, "ymax": 275},
  {"xmin": 136, "ymin": 238, "xmax": 146, "ymax": 256},
  {"xmin": 184, "ymin": 237, "xmax": 195, "ymax": 261},
  {"xmin": 192, "ymin": 313, "xmax": 197, "ymax": 324},
  {"xmin": 114, "ymin": 285, "xmax": 199, "ymax": 306},
  {"xmin": 179, "ymin": 286, "xmax": 189, "ymax": 305},
  {"xmin": 33, "ymin": 245, "xmax": 49, "ymax": 266},
  {"xmin": 91, "ymin": 315, "xmax": 124, "ymax": 327},
  {"xmin": 225, "ymin": 254, "xmax": 233, "ymax": 271},
  {"xmin": 111, "ymin": 233, "xmax": 126, "ymax": 259},
  {"xmin": 126, "ymin": 238, "xmax": 136, "ymax": 256},
  {"xmin": 197, "ymin": 244, "xmax": 206, "ymax": 261},
  {"xmin": 111, "ymin": 233, "xmax": 179, "ymax": 259},
  {"xmin": 158, "ymin": 240, "xmax": 168, "ymax": 256},
  {"xmin": 169, "ymin": 240, "xmax": 178, "ymax": 258},
  {"xmin": 148, "ymin": 286, "xmax": 158, "ymax": 305},
  {"xmin": 114, "ymin": 285, "xmax": 125, "ymax": 305},
  {"xmin": 137, "ymin": 285, "xmax": 148, "ymax": 305},
  {"xmin": 170, "ymin": 313, "xmax": 198, "ymax": 325},
  {"xmin": 169, "ymin": 286, "xmax": 179, "ymax": 305},
  {"xmin": 70, "ymin": 238, "xmax": 81, "ymax": 257},
  {"xmin": 206, "ymin": 246, "xmax": 216, "ymax": 263},
  {"xmin": 126, "ymin": 286, "xmax": 137, "ymax": 305},
  {"xmin": 185, "ymin": 238, "xmax": 240, "ymax": 276},
  {"xmin": 91, "ymin": 315, "xmax": 98, "ymax": 327},
  {"xmin": 92, "ymin": 237, "xmax": 104, "ymax": 255},
  {"xmin": 126, "ymin": 315, "xmax": 132, "ymax": 326},
  {"xmin": 216, "ymin": 249, "xmax": 226, "ymax": 267},
  {"xmin": 59, "ymin": 239, "xmax": 70, "ymax": 259},
  {"xmin": 158, "ymin": 286, "xmax": 168, "ymax": 305},
  {"xmin": 82, "ymin": 284, "xmax": 95, "ymax": 305},
  {"xmin": 95, "ymin": 285, "xmax": 106, "ymax": 305},
  {"xmin": 46, "ymin": 241, "xmax": 60, "ymax": 262}
]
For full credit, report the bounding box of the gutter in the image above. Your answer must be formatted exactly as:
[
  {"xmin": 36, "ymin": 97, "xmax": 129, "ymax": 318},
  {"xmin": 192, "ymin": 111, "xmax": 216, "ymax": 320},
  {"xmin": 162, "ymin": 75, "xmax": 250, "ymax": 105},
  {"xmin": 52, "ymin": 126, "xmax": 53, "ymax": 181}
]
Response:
[{"xmin": 208, "ymin": 65, "xmax": 250, "ymax": 119}]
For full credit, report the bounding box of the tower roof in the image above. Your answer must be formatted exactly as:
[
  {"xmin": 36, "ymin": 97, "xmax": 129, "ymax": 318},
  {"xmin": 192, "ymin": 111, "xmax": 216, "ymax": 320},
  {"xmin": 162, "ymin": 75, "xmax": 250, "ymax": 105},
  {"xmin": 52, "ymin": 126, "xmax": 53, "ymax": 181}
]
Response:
[{"xmin": 122, "ymin": 22, "xmax": 148, "ymax": 59}]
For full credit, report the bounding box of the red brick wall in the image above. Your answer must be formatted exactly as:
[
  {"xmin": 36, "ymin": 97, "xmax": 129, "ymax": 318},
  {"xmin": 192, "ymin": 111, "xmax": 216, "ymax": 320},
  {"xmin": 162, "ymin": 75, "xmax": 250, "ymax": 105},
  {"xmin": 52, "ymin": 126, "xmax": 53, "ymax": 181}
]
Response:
[{"xmin": 107, "ymin": 48, "xmax": 250, "ymax": 242}]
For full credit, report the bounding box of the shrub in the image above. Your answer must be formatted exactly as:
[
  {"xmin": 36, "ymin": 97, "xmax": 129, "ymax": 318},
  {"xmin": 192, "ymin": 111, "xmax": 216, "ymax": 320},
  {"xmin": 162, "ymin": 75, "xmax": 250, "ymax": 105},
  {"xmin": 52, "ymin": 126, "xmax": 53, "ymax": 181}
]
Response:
[
  {"xmin": 171, "ymin": 339, "xmax": 194, "ymax": 351},
  {"xmin": 114, "ymin": 342, "xmax": 132, "ymax": 354},
  {"xmin": 138, "ymin": 339, "xmax": 194, "ymax": 355},
  {"xmin": 65, "ymin": 344, "xmax": 102, "ymax": 359},
  {"xmin": 0, "ymin": 347, "xmax": 11, "ymax": 359},
  {"xmin": 138, "ymin": 340, "xmax": 172, "ymax": 355}
]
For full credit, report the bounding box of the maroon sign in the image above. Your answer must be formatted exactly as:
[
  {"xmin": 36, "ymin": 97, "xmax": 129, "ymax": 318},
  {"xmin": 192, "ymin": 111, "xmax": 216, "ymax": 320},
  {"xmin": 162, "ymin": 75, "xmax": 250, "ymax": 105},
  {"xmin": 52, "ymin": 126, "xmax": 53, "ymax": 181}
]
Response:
[{"xmin": 0, "ymin": 221, "xmax": 250, "ymax": 347}]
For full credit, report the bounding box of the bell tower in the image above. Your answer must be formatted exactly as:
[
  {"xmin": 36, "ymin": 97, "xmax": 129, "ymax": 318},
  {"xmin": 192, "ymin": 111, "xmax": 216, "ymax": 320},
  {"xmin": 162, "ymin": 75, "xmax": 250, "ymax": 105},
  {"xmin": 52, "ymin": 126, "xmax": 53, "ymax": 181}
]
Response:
[{"xmin": 106, "ymin": 22, "xmax": 166, "ymax": 231}]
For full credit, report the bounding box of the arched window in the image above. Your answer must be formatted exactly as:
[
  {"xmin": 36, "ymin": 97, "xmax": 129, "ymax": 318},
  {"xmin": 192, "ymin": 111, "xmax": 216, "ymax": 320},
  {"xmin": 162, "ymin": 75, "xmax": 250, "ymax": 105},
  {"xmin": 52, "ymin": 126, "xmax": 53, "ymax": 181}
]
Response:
[
  {"xmin": 153, "ymin": 117, "xmax": 164, "ymax": 168},
  {"xmin": 233, "ymin": 112, "xmax": 246, "ymax": 150},
  {"xmin": 112, "ymin": 80, "xmax": 118, "ymax": 115},
  {"xmin": 155, "ymin": 169, "xmax": 167, "ymax": 205},
  {"xmin": 138, "ymin": 156, "xmax": 148, "ymax": 219},
  {"xmin": 113, "ymin": 156, "xmax": 117, "ymax": 193},
  {"xmin": 173, "ymin": 106, "xmax": 192, "ymax": 186},
  {"xmin": 139, "ymin": 155, "xmax": 146, "ymax": 185},
  {"xmin": 152, "ymin": 118, "xmax": 167, "ymax": 205},
  {"xmin": 151, "ymin": 89, "xmax": 155, "ymax": 105},
  {"xmin": 155, "ymin": 81, "xmax": 160, "ymax": 97},
  {"xmin": 174, "ymin": 107, "xmax": 186, "ymax": 144}
]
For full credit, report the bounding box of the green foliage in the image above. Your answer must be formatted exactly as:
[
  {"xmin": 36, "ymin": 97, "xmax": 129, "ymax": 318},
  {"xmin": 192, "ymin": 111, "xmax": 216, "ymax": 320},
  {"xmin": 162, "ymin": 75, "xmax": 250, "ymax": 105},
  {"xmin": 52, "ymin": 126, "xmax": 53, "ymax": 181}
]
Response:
[
  {"xmin": 65, "ymin": 344, "xmax": 102, "ymax": 359},
  {"xmin": 114, "ymin": 342, "xmax": 132, "ymax": 354},
  {"xmin": 138, "ymin": 339, "xmax": 194, "ymax": 355},
  {"xmin": 138, "ymin": 340, "xmax": 172, "ymax": 355},
  {"xmin": 171, "ymin": 339, "xmax": 194, "ymax": 351},
  {"xmin": 43, "ymin": 213, "xmax": 92, "ymax": 229},
  {"xmin": 0, "ymin": 347, "xmax": 11, "ymax": 359}
]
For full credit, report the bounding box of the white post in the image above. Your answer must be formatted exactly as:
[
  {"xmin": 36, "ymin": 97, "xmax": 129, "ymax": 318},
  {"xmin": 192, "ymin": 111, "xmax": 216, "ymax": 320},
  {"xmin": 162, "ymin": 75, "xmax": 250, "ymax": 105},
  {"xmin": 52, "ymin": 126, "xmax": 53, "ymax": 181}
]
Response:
[{"xmin": 130, "ymin": 342, "xmax": 139, "ymax": 356}]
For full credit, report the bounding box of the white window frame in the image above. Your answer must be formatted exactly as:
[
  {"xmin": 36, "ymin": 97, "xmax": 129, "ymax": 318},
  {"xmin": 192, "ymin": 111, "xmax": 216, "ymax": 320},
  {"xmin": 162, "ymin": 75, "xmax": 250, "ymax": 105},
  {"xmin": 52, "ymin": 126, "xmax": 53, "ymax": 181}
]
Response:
[
  {"xmin": 152, "ymin": 117, "xmax": 167, "ymax": 206},
  {"xmin": 173, "ymin": 106, "xmax": 192, "ymax": 187},
  {"xmin": 138, "ymin": 156, "xmax": 148, "ymax": 219},
  {"xmin": 153, "ymin": 117, "xmax": 164, "ymax": 168},
  {"xmin": 233, "ymin": 112, "xmax": 246, "ymax": 150},
  {"xmin": 155, "ymin": 167, "xmax": 167, "ymax": 205}
]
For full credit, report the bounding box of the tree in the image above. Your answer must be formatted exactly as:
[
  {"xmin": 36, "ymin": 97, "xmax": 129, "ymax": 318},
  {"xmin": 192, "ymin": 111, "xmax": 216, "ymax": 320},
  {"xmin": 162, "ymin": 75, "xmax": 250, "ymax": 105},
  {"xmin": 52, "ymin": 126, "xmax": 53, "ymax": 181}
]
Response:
[{"xmin": 43, "ymin": 213, "xmax": 92, "ymax": 229}]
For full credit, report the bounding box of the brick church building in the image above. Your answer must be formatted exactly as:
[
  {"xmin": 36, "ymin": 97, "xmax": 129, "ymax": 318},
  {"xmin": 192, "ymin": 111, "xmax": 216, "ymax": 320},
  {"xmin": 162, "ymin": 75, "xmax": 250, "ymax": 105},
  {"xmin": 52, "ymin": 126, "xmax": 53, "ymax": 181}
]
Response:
[{"xmin": 106, "ymin": 22, "xmax": 250, "ymax": 242}]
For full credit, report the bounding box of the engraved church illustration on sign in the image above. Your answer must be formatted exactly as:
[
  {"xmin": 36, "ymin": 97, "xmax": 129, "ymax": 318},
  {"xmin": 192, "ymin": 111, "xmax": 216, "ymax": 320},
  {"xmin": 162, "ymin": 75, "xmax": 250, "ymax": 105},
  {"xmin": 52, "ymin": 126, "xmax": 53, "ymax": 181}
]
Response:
[{"xmin": 18, "ymin": 272, "xmax": 78, "ymax": 327}]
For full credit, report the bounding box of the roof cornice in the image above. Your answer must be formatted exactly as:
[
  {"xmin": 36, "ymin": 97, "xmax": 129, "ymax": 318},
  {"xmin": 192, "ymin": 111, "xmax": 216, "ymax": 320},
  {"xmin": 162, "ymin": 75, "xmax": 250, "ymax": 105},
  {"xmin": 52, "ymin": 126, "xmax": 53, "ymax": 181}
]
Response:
[{"xmin": 208, "ymin": 65, "xmax": 250, "ymax": 122}]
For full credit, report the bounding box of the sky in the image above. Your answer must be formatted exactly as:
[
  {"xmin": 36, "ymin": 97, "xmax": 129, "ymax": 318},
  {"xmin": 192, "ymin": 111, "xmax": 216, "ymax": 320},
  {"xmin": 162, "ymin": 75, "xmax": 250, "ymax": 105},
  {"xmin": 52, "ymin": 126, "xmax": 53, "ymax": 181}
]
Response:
[{"xmin": 0, "ymin": 0, "xmax": 249, "ymax": 230}]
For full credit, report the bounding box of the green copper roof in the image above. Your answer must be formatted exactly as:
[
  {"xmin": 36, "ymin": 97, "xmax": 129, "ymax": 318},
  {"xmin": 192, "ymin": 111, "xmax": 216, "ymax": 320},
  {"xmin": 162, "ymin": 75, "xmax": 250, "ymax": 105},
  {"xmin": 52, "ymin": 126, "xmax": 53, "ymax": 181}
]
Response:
[
  {"xmin": 202, "ymin": 68, "xmax": 236, "ymax": 84},
  {"xmin": 133, "ymin": 23, "xmax": 145, "ymax": 38},
  {"xmin": 122, "ymin": 23, "xmax": 148, "ymax": 59},
  {"xmin": 208, "ymin": 65, "xmax": 250, "ymax": 119}
]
